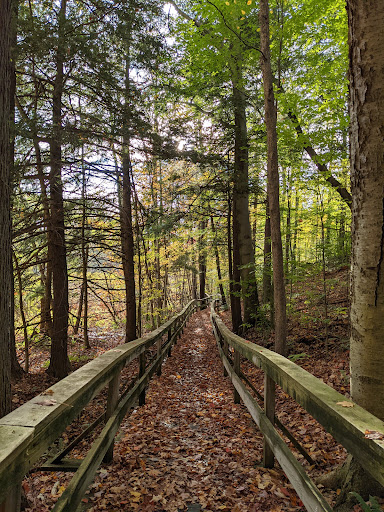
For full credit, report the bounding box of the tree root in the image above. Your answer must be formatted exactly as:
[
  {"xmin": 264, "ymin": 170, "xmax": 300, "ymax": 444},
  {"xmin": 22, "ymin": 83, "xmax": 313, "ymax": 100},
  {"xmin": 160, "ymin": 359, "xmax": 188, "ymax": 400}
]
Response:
[{"xmin": 316, "ymin": 456, "xmax": 384, "ymax": 510}]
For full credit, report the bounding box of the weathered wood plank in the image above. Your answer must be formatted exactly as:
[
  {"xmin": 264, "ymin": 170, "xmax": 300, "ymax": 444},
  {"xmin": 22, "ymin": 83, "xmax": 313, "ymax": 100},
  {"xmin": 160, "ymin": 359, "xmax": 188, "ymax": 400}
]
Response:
[
  {"xmin": 216, "ymin": 340, "xmax": 332, "ymax": 512},
  {"xmin": 139, "ymin": 352, "xmax": 146, "ymax": 406},
  {"xmin": 52, "ymin": 379, "xmax": 146, "ymax": 512},
  {"xmin": 37, "ymin": 459, "xmax": 83, "ymax": 472},
  {"xmin": 0, "ymin": 483, "xmax": 21, "ymax": 512},
  {"xmin": 233, "ymin": 350, "xmax": 240, "ymax": 404},
  {"xmin": 211, "ymin": 309, "xmax": 384, "ymax": 487},
  {"xmin": 103, "ymin": 373, "xmax": 120, "ymax": 462},
  {"xmin": 50, "ymin": 412, "xmax": 106, "ymax": 464},
  {"xmin": 0, "ymin": 426, "xmax": 34, "ymax": 501},
  {"xmin": 52, "ymin": 323, "xmax": 181, "ymax": 512},
  {"xmin": 239, "ymin": 370, "xmax": 315, "ymax": 465},
  {"xmin": 0, "ymin": 300, "xmax": 197, "ymax": 504},
  {"xmin": 263, "ymin": 374, "xmax": 275, "ymax": 468}
]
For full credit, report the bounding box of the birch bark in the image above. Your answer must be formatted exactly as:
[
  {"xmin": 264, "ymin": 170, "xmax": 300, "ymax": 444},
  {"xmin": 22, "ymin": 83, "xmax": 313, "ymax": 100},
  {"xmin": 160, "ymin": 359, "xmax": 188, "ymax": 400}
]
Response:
[{"xmin": 348, "ymin": 0, "xmax": 384, "ymax": 421}]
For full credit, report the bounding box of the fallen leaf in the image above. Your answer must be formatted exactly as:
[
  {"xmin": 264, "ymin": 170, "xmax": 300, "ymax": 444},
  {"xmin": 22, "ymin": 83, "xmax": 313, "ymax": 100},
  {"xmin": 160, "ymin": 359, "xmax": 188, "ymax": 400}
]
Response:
[
  {"xmin": 34, "ymin": 399, "xmax": 57, "ymax": 406},
  {"xmin": 41, "ymin": 389, "xmax": 54, "ymax": 396},
  {"xmin": 336, "ymin": 401, "xmax": 354, "ymax": 408},
  {"xmin": 279, "ymin": 487, "xmax": 291, "ymax": 498},
  {"xmin": 364, "ymin": 430, "xmax": 384, "ymax": 440}
]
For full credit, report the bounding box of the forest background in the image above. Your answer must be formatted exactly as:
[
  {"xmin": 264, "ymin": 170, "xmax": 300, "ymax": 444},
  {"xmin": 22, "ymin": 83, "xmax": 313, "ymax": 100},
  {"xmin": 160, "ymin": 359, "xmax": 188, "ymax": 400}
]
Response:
[{"xmin": 5, "ymin": 0, "xmax": 351, "ymax": 381}]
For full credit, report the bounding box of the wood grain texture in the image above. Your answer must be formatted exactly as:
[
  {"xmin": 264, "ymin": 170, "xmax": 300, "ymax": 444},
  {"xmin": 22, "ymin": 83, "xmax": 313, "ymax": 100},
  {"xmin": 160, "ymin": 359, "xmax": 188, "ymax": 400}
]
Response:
[
  {"xmin": 215, "ymin": 336, "xmax": 332, "ymax": 512},
  {"xmin": 0, "ymin": 300, "xmax": 197, "ymax": 503},
  {"xmin": 211, "ymin": 306, "xmax": 384, "ymax": 487}
]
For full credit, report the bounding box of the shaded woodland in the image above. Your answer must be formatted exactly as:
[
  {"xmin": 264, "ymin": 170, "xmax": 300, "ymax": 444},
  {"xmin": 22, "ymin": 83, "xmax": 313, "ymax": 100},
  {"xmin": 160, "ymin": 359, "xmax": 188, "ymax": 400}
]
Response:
[
  {"xmin": 1, "ymin": 0, "xmax": 384, "ymax": 510},
  {"xmin": 5, "ymin": 0, "xmax": 351, "ymax": 376}
]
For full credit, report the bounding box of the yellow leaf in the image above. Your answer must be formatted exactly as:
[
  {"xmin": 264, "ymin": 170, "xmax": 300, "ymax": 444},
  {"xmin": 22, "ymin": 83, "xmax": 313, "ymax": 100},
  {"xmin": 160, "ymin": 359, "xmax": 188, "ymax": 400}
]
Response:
[
  {"xmin": 241, "ymin": 9, "xmax": 246, "ymax": 14},
  {"xmin": 247, "ymin": 0, "xmax": 252, "ymax": 4},
  {"xmin": 225, "ymin": 1, "xmax": 229, "ymax": 4},
  {"xmin": 336, "ymin": 401, "xmax": 354, "ymax": 407}
]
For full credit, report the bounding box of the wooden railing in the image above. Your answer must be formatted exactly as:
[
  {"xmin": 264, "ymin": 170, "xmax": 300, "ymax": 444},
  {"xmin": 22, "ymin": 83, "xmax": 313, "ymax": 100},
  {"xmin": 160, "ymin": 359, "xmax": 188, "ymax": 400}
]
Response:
[
  {"xmin": 0, "ymin": 299, "xmax": 205, "ymax": 512},
  {"xmin": 210, "ymin": 302, "xmax": 384, "ymax": 512}
]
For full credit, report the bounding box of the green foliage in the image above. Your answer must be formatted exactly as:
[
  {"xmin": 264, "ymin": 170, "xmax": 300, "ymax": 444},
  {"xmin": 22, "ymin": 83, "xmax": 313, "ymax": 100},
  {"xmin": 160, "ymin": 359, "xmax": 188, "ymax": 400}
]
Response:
[
  {"xmin": 12, "ymin": 0, "xmax": 352, "ymax": 365},
  {"xmin": 288, "ymin": 352, "xmax": 309, "ymax": 363},
  {"xmin": 68, "ymin": 354, "xmax": 89, "ymax": 364},
  {"xmin": 350, "ymin": 493, "xmax": 382, "ymax": 512}
]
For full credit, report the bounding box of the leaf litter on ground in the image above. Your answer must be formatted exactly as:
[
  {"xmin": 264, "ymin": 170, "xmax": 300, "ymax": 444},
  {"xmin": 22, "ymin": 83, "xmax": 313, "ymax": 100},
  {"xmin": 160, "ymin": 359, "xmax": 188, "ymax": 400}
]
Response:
[{"xmin": 18, "ymin": 269, "xmax": 382, "ymax": 511}]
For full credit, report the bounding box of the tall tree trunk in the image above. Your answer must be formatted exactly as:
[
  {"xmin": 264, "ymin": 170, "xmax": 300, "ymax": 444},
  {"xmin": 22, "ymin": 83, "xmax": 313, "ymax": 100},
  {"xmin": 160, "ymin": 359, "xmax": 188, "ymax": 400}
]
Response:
[
  {"xmin": 10, "ymin": 0, "xmax": 24, "ymax": 378},
  {"xmin": 348, "ymin": 0, "xmax": 384, "ymax": 422},
  {"xmin": 120, "ymin": 53, "xmax": 136, "ymax": 342},
  {"xmin": 198, "ymin": 219, "xmax": 207, "ymax": 300},
  {"xmin": 10, "ymin": 266, "xmax": 24, "ymax": 378},
  {"xmin": 121, "ymin": 150, "xmax": 137, "ymax": 341},
  {"xmin": 0, "ymin": 0, "xmax": 12, "ymax": 416},
  {"xmin": 259, "ymin": 0, "xmax": 287, "ymax": 356},
  {"xmin": 316, "ymin": 4, "xmax": 384, "ymax": 508},
  {"xmin": 120, "ymin": 37, "xmax": 136, "ymax": 343},
  {"xmin": 33, "ymin": 71, "xmax": 53, "ymax": 337},
  {"xmin": 13, "ymin": 253, "xmax": 29, "ymax": 372},
  {"xmin": 73, "ymin": 283, "xmax": 84, "ymax": 336},
  {"xmin": 228, "ymin": 191, "xmax": 242, "ymax": 333},
  {"xmin": 78, "ymin": 151, "xmax": 89, "ymax": 347},
  {"xmin": 39, "ymin": 262, "xmax": 53, "ymax": 337},
  {"xmin": 29, "ymin": 139, "xmax": 53, "ymax": 337},
  {"xmin": 252, "ymin": 195, "xmax": 258, "ymax": 256},
  {"xmin": 284, "ymin": 169, "xmax": 291, "ymax": 285},
  {"xmin": 211, "ymin": 215, "xmax": 227, "ymax": 307},
  {"xmin": 47, "ymin": 0, "xmax": 70, "ymax": 378},
  {"xmin": 231, "ymin": 62, "xmax": 259, "ymax": 326},
  {"xmin": 263, "ymin": 197, "xmax": 273, "ymax": 322},
  {"xmin": 134, "ymin": 194, "xmax": 142, "ymax": 337},
  {"xmin": 292, "ymin": 188, "xmax": 299, "ymax": 275},
  {"xmin": 191, "ymin": 249, "xmax": 198, "ymax": 300}
]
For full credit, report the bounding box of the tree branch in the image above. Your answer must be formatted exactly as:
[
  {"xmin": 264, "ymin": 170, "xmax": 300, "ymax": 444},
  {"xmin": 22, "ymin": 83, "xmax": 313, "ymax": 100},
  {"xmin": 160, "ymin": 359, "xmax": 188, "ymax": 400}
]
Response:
[{"xmin": 287, "ymin": 109, "xmax": 352, "ymax": 208}]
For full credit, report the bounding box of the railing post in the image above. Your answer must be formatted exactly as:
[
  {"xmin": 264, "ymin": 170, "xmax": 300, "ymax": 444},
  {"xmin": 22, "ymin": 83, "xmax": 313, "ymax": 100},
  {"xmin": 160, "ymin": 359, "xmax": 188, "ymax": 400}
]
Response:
[
  {"xmin": 234, "ymin": 350, "xmax": 241, "ymax": 404},
  {"xmin": 157, "ymin": 335, "xmax": 163, "ymax": 376},
  {"xmin": 139, "ymin": 352, "xmax": 146, "ymax": 406},
  {"xmin": 263, "ymin": 374, "xmax": 275, "ymax": 468},
  {"xmin": 103, "ymin": 372, "xmax": 120, "ymax": 463},
  {"xmin": 167, "ymin": 327, "xmax": 173, "ymax": 357},
  {"xmin": 0, "ymin": 484, "xmax": 21, "ymax": 512},
  {"xmin": 223, "ymin": 337, "xmax": 229, "ymax": 377}
]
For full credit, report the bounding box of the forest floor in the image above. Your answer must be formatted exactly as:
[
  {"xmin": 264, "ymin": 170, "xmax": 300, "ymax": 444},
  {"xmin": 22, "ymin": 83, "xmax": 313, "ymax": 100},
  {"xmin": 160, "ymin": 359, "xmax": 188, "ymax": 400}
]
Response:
[{"xmin": 13, "ymin": 268, "xmax": 384, "ymax": 511}]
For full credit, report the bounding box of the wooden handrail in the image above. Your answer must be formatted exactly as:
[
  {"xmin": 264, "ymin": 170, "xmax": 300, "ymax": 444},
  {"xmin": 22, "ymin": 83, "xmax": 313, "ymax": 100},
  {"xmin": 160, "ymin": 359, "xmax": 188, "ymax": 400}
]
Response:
[
  {"xmin": 0, "ymin": 298, "xmax": 204, "ymax": 510},
  {"xmin": 210, "ymin": 302, "xmax": 384, "ymax": 511}
]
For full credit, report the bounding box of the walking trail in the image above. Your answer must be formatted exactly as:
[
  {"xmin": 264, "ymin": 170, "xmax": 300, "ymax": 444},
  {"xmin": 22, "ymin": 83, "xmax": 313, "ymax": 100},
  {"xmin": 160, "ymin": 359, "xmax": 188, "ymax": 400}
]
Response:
[{"xmin": 78, "ymin": 309, "xmax": 303, "ymax": 512}]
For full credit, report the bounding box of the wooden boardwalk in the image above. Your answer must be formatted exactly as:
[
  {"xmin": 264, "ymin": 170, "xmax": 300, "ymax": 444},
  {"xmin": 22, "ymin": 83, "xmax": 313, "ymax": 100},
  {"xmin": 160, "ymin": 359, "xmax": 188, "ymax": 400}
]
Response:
[{"xmin": 64, "ymin": 309, "xmax": 299, "ymax": 512}]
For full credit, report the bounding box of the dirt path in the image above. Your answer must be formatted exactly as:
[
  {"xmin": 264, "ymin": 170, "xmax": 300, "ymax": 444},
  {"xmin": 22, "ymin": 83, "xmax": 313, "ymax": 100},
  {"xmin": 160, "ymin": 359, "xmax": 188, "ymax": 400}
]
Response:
[{"xmin": 81, "ymin": 309, "xmax": 302, "ymax": 512}]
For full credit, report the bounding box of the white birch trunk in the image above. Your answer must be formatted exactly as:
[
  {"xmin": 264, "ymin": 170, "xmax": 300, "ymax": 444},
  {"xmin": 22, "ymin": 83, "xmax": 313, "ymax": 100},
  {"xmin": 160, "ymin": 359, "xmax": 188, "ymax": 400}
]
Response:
[{"xmin": 348, "ymin": 0, "xmax": 384, "ymax": 421}]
